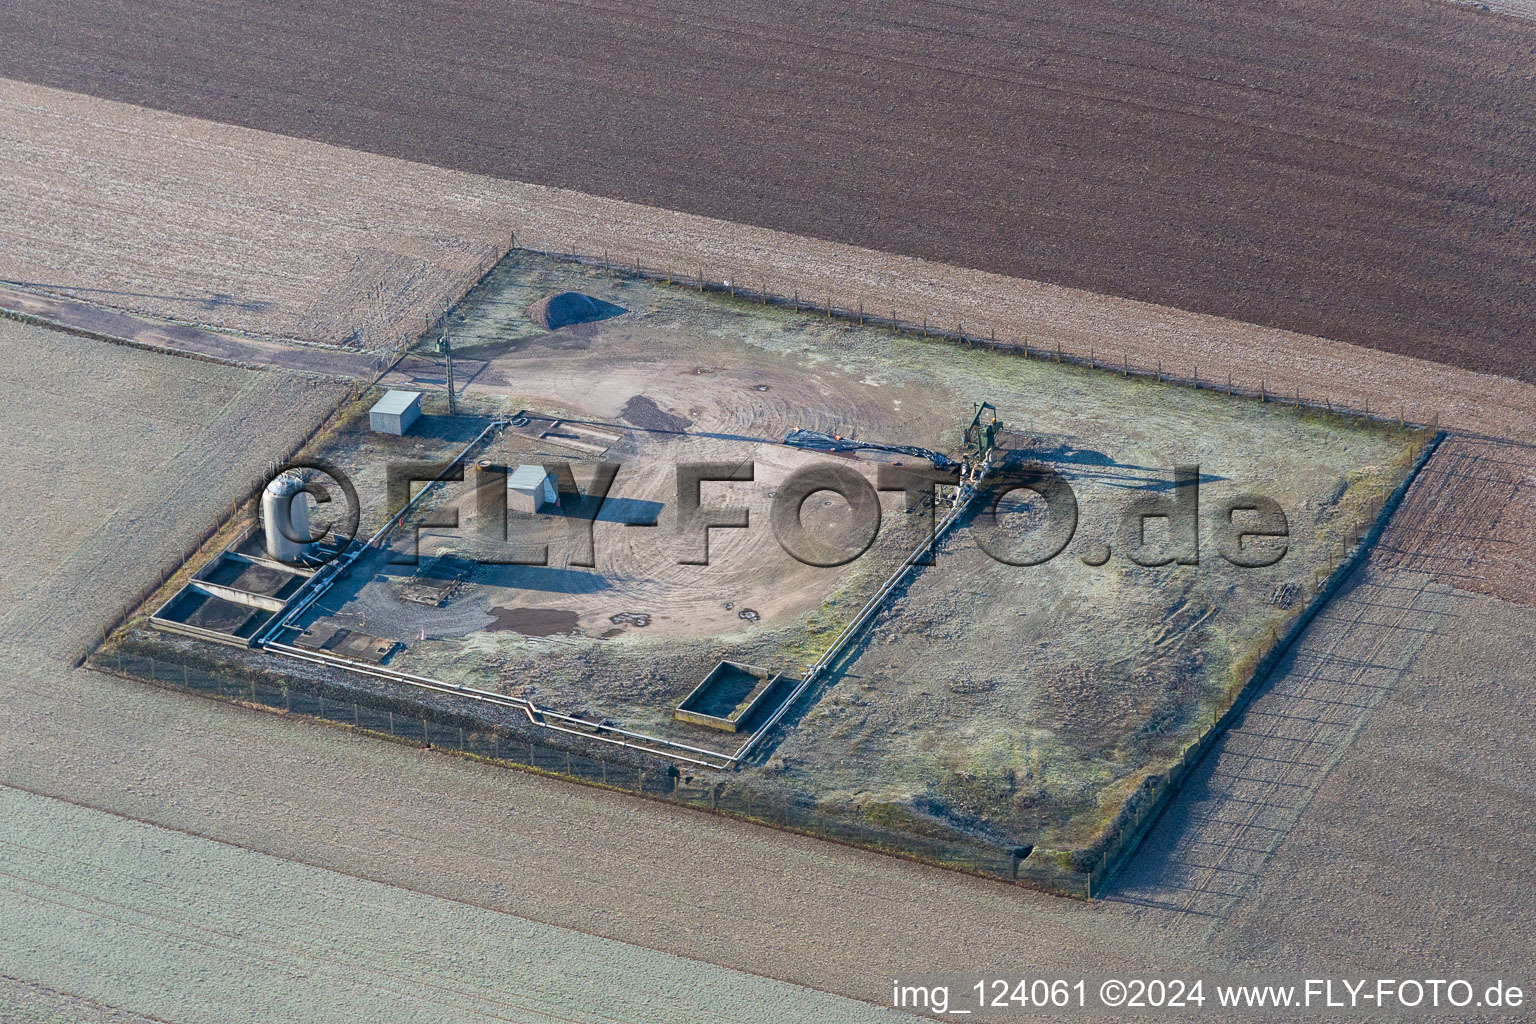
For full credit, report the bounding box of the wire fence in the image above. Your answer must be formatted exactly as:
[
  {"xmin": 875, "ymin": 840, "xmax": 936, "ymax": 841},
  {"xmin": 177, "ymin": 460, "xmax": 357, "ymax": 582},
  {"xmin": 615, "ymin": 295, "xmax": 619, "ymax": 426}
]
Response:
[
  {"xmin": 1082, "ymin": 428, "xmax": 1444, "ymax": 891},
  {"xmin": 101, "ymin": 646, "xmax": 1092, "ymax": 898}
]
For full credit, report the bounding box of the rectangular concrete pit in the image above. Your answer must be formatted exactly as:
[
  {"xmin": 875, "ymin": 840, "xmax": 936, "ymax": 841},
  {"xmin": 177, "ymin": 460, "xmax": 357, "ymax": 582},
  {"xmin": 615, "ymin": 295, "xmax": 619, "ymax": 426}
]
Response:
[{"xmin": 676, "ymin": 661, "xmax": 790, "ymax": 733}]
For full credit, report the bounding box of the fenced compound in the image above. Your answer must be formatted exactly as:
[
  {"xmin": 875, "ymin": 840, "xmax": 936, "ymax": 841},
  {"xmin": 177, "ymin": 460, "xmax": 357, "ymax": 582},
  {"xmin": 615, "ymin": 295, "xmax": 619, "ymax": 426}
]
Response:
[
  {"xmin": 90, "ymin": 235, "xmax": 1446, "ymax": 899},
  {"xmin": 98, "ymin": 646, "xmax": 1092, "ymax": 898}
]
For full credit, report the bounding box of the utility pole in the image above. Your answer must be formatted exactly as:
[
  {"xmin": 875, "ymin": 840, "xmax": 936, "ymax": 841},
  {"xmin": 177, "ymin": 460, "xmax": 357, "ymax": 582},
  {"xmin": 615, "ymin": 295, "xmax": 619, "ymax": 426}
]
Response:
[{"xmin": 438, "ymin": 330, "xmax": 457, "ymax": 416}]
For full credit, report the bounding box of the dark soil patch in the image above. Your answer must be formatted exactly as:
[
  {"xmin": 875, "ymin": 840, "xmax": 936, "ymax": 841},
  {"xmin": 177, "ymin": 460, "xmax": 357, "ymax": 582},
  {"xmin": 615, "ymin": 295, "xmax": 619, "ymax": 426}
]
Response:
[
  {"xmin": 487, "ymin": 606, "xmax": 581, "ymax": 636},
  {"xmin": 447, "ymin": 332, "xmax": 591, "ymax": 360},
  {"xmin": 621, "ymin": 395, "xmax": 692, "ymax": 433}
]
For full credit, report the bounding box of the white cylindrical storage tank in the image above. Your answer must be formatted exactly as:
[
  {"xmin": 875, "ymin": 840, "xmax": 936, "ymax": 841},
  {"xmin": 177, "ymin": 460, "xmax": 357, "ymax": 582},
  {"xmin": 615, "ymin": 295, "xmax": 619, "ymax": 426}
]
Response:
[{"xmin": 262, "ymin": 470, "xmax": 312, "ymax": 563}]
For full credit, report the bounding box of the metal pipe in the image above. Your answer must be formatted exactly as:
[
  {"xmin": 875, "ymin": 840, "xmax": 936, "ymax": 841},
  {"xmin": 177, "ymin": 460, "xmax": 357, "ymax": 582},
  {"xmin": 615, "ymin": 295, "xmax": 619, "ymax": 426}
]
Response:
[
  {"xmin": 255, "ymin": 420, "xmax": 506, "ymax": 646},
  {"xmin": 730, "ymin": 470, "xmax": 985, "ymax": 762}
]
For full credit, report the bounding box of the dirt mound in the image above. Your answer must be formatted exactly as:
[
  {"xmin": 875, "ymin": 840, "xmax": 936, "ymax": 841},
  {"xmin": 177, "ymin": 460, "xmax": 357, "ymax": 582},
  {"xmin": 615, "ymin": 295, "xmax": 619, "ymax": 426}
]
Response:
[{"xmin": 528, "ymin": 291, "xmax": 616, "ymax": 330}]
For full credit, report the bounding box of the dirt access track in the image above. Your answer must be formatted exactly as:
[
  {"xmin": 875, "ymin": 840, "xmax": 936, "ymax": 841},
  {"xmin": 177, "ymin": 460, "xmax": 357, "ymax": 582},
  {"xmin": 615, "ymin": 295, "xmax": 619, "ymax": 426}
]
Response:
[{"xmin": 5, "ymin": 0, "xmax": 1536, "ymax": 383}]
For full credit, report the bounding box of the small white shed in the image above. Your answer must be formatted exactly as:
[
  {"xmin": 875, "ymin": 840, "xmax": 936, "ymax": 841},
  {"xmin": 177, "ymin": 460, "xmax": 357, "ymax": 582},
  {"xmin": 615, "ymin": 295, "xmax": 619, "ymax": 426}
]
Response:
[
  {"xmin": 369, "ymin": 390, "xmax": 422, "ymax": 435},
  {"xmin": 507, "ymin": 464, "xmax": 558, "ymax": 513}
]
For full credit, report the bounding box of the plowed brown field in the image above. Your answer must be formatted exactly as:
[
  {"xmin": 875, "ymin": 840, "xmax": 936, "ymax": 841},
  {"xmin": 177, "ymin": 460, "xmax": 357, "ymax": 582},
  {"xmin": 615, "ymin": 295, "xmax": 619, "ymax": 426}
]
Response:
[{"xmin": 5, "ymin": 0, "xmax": 1535, "ymax": 380}]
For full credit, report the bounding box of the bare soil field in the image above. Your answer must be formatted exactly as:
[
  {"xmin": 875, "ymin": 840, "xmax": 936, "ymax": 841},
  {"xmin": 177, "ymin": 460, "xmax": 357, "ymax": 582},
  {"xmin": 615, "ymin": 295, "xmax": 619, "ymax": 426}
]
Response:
[
  {"xmin": 0, "ymin": 786, "xmax": 908, "ymax": 1024},
  {"xmin": 1377, "ymin": 435, "xmax": 1536, "ymax": 606},
  {"xmin": 5, "ymin": 79, "xmax": 1536, "ymax": 449},
  {"xmin": 6, "ymin": 0, "xmax": 1536, "ymax": 383},
  {"xmin": 116, "ymin": 251, "xmax": 1425, "ymax": 876},
  {"xmin": 0, "ymin": 319, "xmax": 348, "ymax": 662}
]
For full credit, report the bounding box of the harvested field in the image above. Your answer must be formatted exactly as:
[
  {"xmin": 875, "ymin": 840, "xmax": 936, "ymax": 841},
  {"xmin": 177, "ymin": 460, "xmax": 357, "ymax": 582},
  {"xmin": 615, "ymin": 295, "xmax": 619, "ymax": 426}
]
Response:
[
  {"xmin": 0, "ymin": 285, "xmax": 378, "ymax": 378},
  {"xmin": 5, "ymin": 79, "xmax": 1536, "ymax": 446},
  {"xmin": 0, "ymin": 318, "xmax": 349, "ymax": 662},
  {"xmin": 1377, "ymin": 436, "xmax": 1536, "ymax": 606},
  {"xmin": 0, "ymin": 786, "xmax": 908, "ymax": 1024},
  {"xmin": 6, "ymin": 1, "xmax": 1536, "ymax": 383},
  {"xmin": 0, "ymin": 80, "xmax": 504, "ymax": 352}
]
